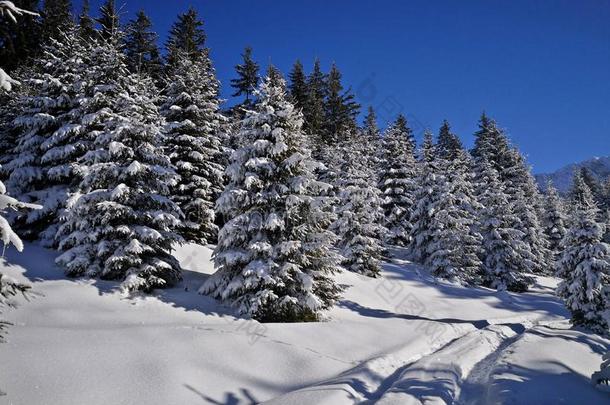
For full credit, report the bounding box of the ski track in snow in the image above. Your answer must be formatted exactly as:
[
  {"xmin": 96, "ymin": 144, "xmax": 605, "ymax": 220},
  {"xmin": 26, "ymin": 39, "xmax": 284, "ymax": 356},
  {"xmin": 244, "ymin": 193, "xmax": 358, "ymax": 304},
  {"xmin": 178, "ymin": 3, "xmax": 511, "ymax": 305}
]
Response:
[{"xmin": 265, "ymin": 317, "xmax": 549, "ymax": 405}]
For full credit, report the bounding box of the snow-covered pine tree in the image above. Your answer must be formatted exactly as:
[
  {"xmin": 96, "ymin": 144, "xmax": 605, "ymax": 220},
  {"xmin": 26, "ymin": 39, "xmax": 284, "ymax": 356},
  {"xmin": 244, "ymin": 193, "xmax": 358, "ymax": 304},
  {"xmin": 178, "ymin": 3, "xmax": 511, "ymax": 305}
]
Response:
[
  {"xmin": 323, "ymin": 63, "xmax": 359, "ymax": 146},
  {"xmin": 556, "ymin": 181, "xmax": 610, "ymax": 334},
  {"xmin": 0, "ymin": 0, "xmax": 37, "ymax": 344},
  {"xmin": 4, "ymin": 27, "xmax": 91, "ymax": 245},
  {"xmin": 471, "ymin": 112, "xmax": 513, "ymax": 173},
  {"xmin": 569, "ymin": 169, "xmax": 592, "ymax": 208},
  {"xmin": 96, "ymin": 0, "xmax": 120, "ymax": 41},
  {"xmin": 603, "ymin": 176, "xmax": 610, "ymax": 209},
  {"xmin": 473, "ymin": 114, "xmax": 551, "ymax": 274},
  {"xmin": 288, "ymin": 59, "xmax": 307, "ymax": 109},
  {"xmin": 40, "ymin": 0, "xmax": 73, "ymax": 41},
  {"xmin": 579, "ymin": 167, "xmax": 605, "ymax": 207},
  {"xmin": 502, "ymin": 148, "xmax": 551, "ymax": 274},
  {"xmin": 303, "ymin": 58, "xmax": 326, "ymax": 148},
  {"xmin": 378, "ymin": 114, "xmax": 417, "ymax": 247},
  {"xmin": 124, "ymin": 10, "xmax": 163, "ymax": 79},
  {"xmin": 265, "ymin": 64, "xmax": 284, "ymax": 89},
  {"xmin": 56, "ymin": 38, "xmax": 183, "ymax": 292},
  {"xmin": 230, "ymin": 46, "xmax": 259, "ymax": 106},
  {"xmin": 409, "ymin": 130, "xmax": 441, "ymax": 263},
  {"xmin": 427, "ymin": 148, "xmax": 483, "ymax": 284},
  {"xmin": 332, "ymin": 129, "xmax": 386, "ymax": 277},
  {"xmin": 165, "ymin": 7, "xmax": 207, "ymax": 66},
  {"xmin": 160, "ymin": 51, "xmax": 225, "ymax": 245},
  {"xmin": 436, "ymin": 119, "xmax": 463, "ymax": 161},
  {"xmin": 0, "ymin": 173, "xmax": 41, "ymax": 329},
  {"xmin": 602, "ymin": 177, "xmax": 610, "ymax": 243},
  {"xmin": 0, "ymin": 90, "xmax": 20, "ymax": 171},
  {"xmin": 361, "ymin": 106, "xmax": 382, "ymax": 175},
  {"xmin": 543, "ymin": 180, "xmax": 567, "ymax": 260},
  {"xmin": 77, "ymin": 0, "xmax": 96, "ymax": 40},
  {"xmin": 200, "ymin": 76, "xmax": 341, "ymax": 322},
  {"xmin": 476, "ymin": 158, "xmax": 535, "ymax": 292}
]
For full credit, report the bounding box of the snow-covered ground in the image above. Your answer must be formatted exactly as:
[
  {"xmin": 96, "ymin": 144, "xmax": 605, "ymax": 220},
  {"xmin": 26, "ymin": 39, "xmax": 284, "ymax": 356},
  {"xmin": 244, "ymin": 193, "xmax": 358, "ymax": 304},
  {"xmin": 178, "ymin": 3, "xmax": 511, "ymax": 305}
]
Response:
[{"xmin": 0, "ymin": 243, "xmax": 608, "ymax": 405}]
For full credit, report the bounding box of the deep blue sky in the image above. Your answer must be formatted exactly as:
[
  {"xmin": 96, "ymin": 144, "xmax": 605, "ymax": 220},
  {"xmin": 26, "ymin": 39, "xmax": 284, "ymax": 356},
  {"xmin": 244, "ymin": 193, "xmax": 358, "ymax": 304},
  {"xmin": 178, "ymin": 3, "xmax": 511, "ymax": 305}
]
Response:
[{"xmin": 73, "ymin": 0, "xmax": 610, "ymax": 173}]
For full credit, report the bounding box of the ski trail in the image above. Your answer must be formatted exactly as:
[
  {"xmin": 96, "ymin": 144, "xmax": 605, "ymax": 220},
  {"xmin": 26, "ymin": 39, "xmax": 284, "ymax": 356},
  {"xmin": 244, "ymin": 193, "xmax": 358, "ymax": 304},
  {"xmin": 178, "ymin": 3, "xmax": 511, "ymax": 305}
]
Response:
[
  {"xmin": 372, "ymin": 321, "xmax": 538, "ymax": 405},
  {"xmin": 262, "ymin": 323, "xmax": 475, "ymax": 405},
  {"xmin": 263, "ymin": 316, "xmax": 549, "ymax": 405},
  {"xmin": 455, "ymin": 327, "xmax": 527, "ymax": 405}
]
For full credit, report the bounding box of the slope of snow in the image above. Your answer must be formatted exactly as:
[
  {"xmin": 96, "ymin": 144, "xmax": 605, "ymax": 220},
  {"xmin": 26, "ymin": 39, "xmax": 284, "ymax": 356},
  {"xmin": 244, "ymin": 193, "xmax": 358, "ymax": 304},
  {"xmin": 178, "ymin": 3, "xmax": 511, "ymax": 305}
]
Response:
[
  {"xmin": 535, "ymin": 155, "xmax": 610, "ymax": 194},
  {"xmin": 0, "ymin": 243, "xmax": 607, "ymax": 404}
]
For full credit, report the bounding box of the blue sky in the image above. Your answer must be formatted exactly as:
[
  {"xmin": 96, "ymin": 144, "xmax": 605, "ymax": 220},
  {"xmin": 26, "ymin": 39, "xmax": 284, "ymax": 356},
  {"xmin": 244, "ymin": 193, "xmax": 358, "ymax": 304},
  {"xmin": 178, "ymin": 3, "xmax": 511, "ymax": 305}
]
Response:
[{"xmin": 74, "ymin": 0, "xmax": 610, "ymax": 173}]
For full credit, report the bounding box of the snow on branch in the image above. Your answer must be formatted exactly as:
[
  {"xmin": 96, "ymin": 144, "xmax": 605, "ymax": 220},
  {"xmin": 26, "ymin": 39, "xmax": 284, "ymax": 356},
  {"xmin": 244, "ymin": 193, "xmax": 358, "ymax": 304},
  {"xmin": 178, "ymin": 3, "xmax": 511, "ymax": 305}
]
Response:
[
  {"xmin": 0, "ymin": 1, "xmax": 39, "ymax": 23},
  {"xmin": 0, "ymin": 1, "xmax": 38, "ymax": 92}
]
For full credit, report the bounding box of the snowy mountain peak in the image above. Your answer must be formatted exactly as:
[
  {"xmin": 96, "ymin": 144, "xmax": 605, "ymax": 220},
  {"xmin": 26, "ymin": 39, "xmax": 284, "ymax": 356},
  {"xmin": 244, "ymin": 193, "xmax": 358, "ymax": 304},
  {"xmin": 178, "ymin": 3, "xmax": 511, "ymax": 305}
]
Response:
[{"xmin": 535, "ymin": 155, "xmax": 610, "ymax": 194}]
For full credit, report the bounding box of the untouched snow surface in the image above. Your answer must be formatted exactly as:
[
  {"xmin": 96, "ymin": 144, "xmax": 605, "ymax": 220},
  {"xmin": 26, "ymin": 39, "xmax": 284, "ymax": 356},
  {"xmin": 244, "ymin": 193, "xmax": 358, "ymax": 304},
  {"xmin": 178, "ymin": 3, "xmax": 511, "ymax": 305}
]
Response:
[{"xmin": 0, "ymin": 243, "xmax": 608, "ymax": 404}]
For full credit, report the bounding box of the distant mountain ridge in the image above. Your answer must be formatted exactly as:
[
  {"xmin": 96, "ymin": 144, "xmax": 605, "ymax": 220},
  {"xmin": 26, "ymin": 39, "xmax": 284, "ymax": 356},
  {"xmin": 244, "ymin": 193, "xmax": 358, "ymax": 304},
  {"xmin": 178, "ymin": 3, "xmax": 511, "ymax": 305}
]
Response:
[{"xmin": 535, "ymin": 156, "xmax": 610, "ymax": 194}]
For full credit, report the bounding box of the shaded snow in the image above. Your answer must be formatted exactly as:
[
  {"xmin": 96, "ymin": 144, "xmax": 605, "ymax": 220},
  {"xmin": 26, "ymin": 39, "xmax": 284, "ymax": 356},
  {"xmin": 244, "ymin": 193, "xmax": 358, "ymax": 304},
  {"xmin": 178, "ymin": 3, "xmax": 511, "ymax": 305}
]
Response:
[{"xmin": 0, "ymin": 243, "xmax": 607, "ymax": 404}]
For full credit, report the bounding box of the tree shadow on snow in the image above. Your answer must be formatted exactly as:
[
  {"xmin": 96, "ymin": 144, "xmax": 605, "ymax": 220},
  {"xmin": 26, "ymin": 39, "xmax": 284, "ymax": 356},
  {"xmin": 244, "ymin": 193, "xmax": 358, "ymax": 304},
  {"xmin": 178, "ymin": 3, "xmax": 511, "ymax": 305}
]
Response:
[
  {"xmin": 380, "ymin": 261, "xmax": 570, "ymax": 319},
  {"xmin": 484, "ymin": 362, "xmax": 609, "ymax": 404},
  {"xmin": 2, "ymin": 242, "xmax": 237, "ymax": 318},
  {"xmin": 2, "ymin": 243, "xmax": 117, "ymax": 295},
  {"xmin": 339, "ymin": 299, "xmax": 494, "ymax": 330},
  {"xmin": 184, "ymin": 384, "xmax": 259, "ymax": 405}
]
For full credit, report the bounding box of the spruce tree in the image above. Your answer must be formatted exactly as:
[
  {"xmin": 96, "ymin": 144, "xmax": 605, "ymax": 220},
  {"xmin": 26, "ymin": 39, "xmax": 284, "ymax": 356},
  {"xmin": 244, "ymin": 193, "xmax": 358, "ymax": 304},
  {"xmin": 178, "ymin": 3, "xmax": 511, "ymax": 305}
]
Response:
[
  {"xmin": 603, "ymin": 176, "xmax": 610, "ymax": 209},
  {"xmin": 56, "ymin": 37, "xmax": 183, "ymax": 292},
  {"xmin": 556, "ymin": 182, "xmax": 610, "ymax": 334},
  {"xmin": 427, "ymin": 149, "xmax": 483, "ymax": 284},
  {"xmin": 332, "ymin": 130, "xmax": 385, "ymax": 277},
  {"xmin": 476, "ymin": 159, "xmax": 535, "ymax": 292},
  {"xmin": 230, "ymin": 46, "xmax": 259, "ymax": 105},
  {"xmin": 288, "ymin": 59, "xmax": 307, "ymax": 109},
  {"xmin": 0, "ymin": 1, "xmax": 37, "ymax": 342},
  {"xmin": 4, "ymin": 28, "xmax": 89, "ymax": 245},
  {"xmin": 40, "ymin": 0, "xmax": 73, "ymax": 40},
  {"xmin": 77, "ymin": 0, "xmax": 95, "ymax": 40},
  {"xmin": 200, "ymin": 76, "xmax": 341, "ymax": 322},
  {"xmin": 436, "ymin": 119, "xmax": 463, "ymax": 161},
  {"xmin": 602, "ymin": 177, "xmax": 610, "ymax": 243},
  {"xmin": 97, "ymin": 0, "xmax": 120, "ymax": 41},
  {"xmin": 473, "ymin": 114, "xmax": 550, "ymax": 274},
  {"xmin": 165, "ymin": 7, "xmax": 207, "ymax": 65},
  {"xmin": 361, "ymin": 106, "xmax": 382, "ymax": 174},
  {"xmin": 323, "ymin": 63, "xmax": 359, "ymax": 145},
  {"xmin": 160, "ymin": 51, "xmax": 225, "ymax": 244},
  {"xmin": 569, "ymin": 169, "xmax": 592, "ymax": 207},
  {"xmin": 378, "ymin": 115, "xmax": 417, "ymax": 247},
  {"xmin": 303, "ymin": 58, "xmax": 326, "ymax": 141},
  {"xmin": 266, "ymin": 64, "xmax": 284, "ymax": 89},
  {"xmin": 580, "ymin": 167, "xmax": 604, "ymax": 205},
  {"xmin": 543, "ymin": 181, "xmax": 567, "ymax": 259},
  {"xmin": 472, "ymin": 113, "xmax": 515, "ymax": 177},
  {"xmin": 506, "ymin": 183, "xmax": 551, "ymax": 275},
  {"xmin": 0, "ymin": 90, "xmax": 21, "ymax": 170},
  {"xmin": 124, "ymin": 10, "xmax": 162, "ymax": 78},
  {"xmin": 409, "ymin": 130, "xmax": 440, "ymax": 263}
]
